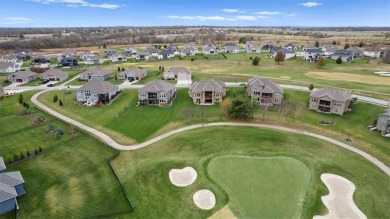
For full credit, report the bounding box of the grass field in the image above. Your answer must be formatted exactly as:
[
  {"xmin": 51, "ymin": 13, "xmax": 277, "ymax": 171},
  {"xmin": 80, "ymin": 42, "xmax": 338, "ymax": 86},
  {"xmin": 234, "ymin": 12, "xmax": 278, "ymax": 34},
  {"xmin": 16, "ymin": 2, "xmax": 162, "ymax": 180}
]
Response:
[
  {"xmin": 208, "ymin": 156, "xmax": 310, "ymax": 218},
  {"xmin": 111, "ymin": 126, "xmax": 390, "ymax": 219}
]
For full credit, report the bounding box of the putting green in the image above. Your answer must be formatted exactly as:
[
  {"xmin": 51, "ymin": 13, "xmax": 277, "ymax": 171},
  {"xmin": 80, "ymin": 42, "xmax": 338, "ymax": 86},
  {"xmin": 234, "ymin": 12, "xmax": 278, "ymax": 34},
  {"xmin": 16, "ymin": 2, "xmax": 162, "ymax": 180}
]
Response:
[{"xmin": 208, "ymin": 156, "xmax": 310, "ymax": 219}]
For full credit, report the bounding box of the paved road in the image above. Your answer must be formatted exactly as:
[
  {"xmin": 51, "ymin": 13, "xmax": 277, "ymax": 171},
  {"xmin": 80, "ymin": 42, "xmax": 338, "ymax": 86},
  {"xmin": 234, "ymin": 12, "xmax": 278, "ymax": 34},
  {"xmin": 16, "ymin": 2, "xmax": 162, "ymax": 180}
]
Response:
[{"xmin": 31, "ymin": 90, "xmax": 390, "ymax": 176}]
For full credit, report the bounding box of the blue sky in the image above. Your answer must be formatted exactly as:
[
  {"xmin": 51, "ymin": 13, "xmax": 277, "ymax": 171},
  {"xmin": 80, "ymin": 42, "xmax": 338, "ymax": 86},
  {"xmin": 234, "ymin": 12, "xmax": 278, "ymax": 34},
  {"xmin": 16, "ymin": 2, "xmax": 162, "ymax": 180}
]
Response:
[{"xmin": 0, "ymin": 0, "xmax": 389, "ymax": 27}]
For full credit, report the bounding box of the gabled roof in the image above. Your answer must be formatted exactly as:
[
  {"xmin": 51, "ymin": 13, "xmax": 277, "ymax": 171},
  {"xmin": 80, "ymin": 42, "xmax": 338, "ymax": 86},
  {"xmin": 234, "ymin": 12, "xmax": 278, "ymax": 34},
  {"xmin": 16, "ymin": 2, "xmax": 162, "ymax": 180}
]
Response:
[
  {"xmin": 364, "ymin": 46, "xmax": 381, "ymax": 52},
  {"xmin": 11, "ymin": 70, "xmax": 37, "ymax": 78},
  {"xmin": 284, "ymin": 43, "xmax": 295, "ymax": 48},
  {"xmin": 225, "ymin": 45, "xmax": 238, "ymax": 50},
  {"xmin": 0, "ymin": 182, "xmax": 17, "ymax": 202},
  {"xmin": 41, "ymin": 69, "xmax": 68, "ymax": 78},
  {"xmin": 122, "ymin": 68, "xmax": 147, "ymax": 76},
  {"xmin": 111, "ymin": 53, "xmax": 126, "ymax": 58},
  {"xmin": 137, "ymin": 52, "xmax": 150, "ymax": 56},
  {"xmin": 0, "ymin": 171, "xmax": 25, "ymax": 187},
  {"xmin": 2, "ymin": 55, "xmax": 18, "ymax": 60},
  {"xmin": 139, "ymin": 80, "xmax": 175, "ymax": 93},
  {"xmin": 182, "ymin": 47, "xmax": 195, "ymax": 54},
  {"xmin": 124, "ymin": 47, "xmax": 137, "ymax": 52},
  {"xmin": 166, "ymin": 67, "xmax": 192, "ymax": 75},
  {"xmin": 158, "ymin": 49, "xmax": 174, "ymax": 55},
  {"xmin": 87, "ymin": 55, "xmax": 102, "ymax": 61},
  {"xmin": 303, "ymin": 45, "xmax": 318, "ymax": 50},
  {"xmin": 145, "ymin": 46, "xmax": 159, "ymax": 53},
  {"xmin": 276, "ymin": 48, "xmax": 295, "ymax": 54},
  {"xmin": 81, "ymin": 68, "xmax": 111, "ymax": 77},
  {"xmin": 78, "ymin": 80, "xmax": 118, "ymax": 94},
  {"xmin": 346, "ymin": 47, "xmax": 363, "ymax": 53},
  {"xmin": 247, "ymin": 77, "xmax": 283, "ymax": 93},
  {"xmin": 203, "ymin": 44, "xmax": 216, "ymax": 52},
  {"xmin": 310, "ymin": 88, "xmax": 352, "ymax": 102},
  {"xmin": 305, "ymin": 48, "xmax": 323, "ymax": 54},
  {"xmin": 63, "ymin": 49, "xmax": 76, "ymax": 55},
  {"xmin": 0, "ymin": 157, "xmax": 5, "ymax": 172},
  {"xmin": 0, "ymin": 62, "xmax": 15, "ymax": 69},
  {"xmin": 379, "ymin": 108, "xmax": 390, "ymax": 117},
  {"xmin": 190, "ymin": 81, "xmax": 226, "ymax": 93},
  {"xmin": 167, "ymin": 45, "xmax": 179, "ymax": 50}
]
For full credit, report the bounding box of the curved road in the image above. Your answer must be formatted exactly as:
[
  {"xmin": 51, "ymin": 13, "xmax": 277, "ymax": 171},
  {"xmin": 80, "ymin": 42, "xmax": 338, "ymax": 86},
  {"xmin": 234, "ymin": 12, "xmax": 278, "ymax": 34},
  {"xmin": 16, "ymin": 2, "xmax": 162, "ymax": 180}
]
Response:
[{"xmin": 32, "ymin": 90, "xmax": 390, "ymax": 176}]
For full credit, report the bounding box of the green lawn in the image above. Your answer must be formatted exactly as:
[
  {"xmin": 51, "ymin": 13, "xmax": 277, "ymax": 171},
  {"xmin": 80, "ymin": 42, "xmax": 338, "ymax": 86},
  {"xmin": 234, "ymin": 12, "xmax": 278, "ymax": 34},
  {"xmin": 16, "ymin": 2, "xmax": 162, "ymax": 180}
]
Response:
[
  {"xmin": 2, "ymin": 135, "xmax": 132, "ymax": 219},
  {"xmin": 208, "ymin": 156, "xmax": 310, "ymax": 218},
  {"xmin": 111, "ymin": 127, "xmax": 390, "ymax": 219}
]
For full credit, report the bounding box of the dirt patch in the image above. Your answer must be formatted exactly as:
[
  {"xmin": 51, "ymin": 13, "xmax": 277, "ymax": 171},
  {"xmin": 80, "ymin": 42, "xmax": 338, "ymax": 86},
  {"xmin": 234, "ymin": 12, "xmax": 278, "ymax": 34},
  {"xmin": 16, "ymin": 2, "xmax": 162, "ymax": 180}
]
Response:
[
  {"xmin": 208, "ymin": 205, "xmax": 237, "ymax": 219},
  {"xmin": 306, "ymin": 71, "xmax": 390, "ymax": 85},
  {"xmin": 313, "ymin": 173, "xmax": 367, "ymax": 219}
]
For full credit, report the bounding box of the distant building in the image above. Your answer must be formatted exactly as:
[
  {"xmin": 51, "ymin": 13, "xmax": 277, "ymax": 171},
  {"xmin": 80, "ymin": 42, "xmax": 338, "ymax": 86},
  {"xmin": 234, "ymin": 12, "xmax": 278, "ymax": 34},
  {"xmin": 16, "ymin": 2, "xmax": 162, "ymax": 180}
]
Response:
[
  {"xmin": 166, "ymin": 45, "xmax": 180, "ymax": 54},
  {"xmin": 303, "ymin": 49, "xmax": 323, "ymax": 62},
  {"xmin": 246, "ymin": 77, "xmax": 284, "ymax": 106},
  {"xmin": 189, "ymin": 81, "xmax": 227, "ymax": 105},
  {"xmin": 364, "ymin": 46, "xmax": 381, "ymax": 58},
  {"xmin": 40, "ymin": 69, "xmax": 69, "ymax": 82},
  {"xmin": 124, "ymin": 47, "xmax": 138, "ymax": 57},
  {"xmin": 283, "ymin": 43, "xmax": 296, "ymax": 51},
  {"xmin": 31, "ymin": 56, "xmax": 51, "ymax": 68},
  {"xmin": 0, "ymin": 62, "xmax": 21, "ymax": 73},
  {"xmin": 84, "ymin": 55, "xmax": 104, "ymax": 65},
  {"xmin": 322, "ymin": 44, "xmax": 339, "ymax": 56},
  {"xmin": 119, "ymin": 68, "xmax": 147, "ymax": 82},
  {"xmin": 110, "ymin": 53, "xmax": 127, "ymax": 62},
  {"xmin": 181, "ymin": 45, "xmax": 198, "ymax": 56},
  {"xmin": 157, "ymin": 49, "xmax": 175, "ymax": 59},
  {"xmin": 309, "ymin": 88, "xmax": 353, "ymax": 115},
  {"xmin": 145, "ymin": 46, "xmax": 159, "ymax": 57},
  {"xmin": 245, "ymin": 43, "xmax": 261, "ymax": 53},
  {"xmin": 80, "ymin": 68, "xmax": 112, "ymax": 81},
  {"xmin": 223, "ymin": 43, "xmax": 239, "ymax": 53},
  {"xmin": 203, "ymin": 44, "xmax": 217, "ymax": 55},
  {"xmin": 58, "ymin": 57, "xmax": 77, "ymax": 67},
  {"xmin": 163, "ymin": 67, "xmax": 192, "ymax": 85},
  {"xmin": 329, "ymin": 50, "xmax": 354, "ymax": 63},
  {"xmin": 13, "ymin": 50, "xmax": 31, "ymax": 61},
  {"xmin": 7, "ymin": 70, "xmax": 38, "ymax": 83},
  {"xmin": 272, "ymin": 48, "xmax": 296, "ymax": 60},
  {"xmin": 376, "ymin": 108, "xmax": 390, "ymax": 134}
]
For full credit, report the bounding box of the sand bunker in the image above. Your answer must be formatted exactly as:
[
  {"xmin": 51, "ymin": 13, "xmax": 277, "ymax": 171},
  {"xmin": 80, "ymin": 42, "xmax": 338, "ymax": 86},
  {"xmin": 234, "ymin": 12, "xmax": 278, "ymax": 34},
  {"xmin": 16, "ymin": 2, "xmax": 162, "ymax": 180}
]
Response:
[
  {"xmin": 169, "ymin": 167, "xmax": 197, "ymax": 187},
  {"xmin": 193, "ymin": 189, "xmax": 216, "ymax": 210},
  {"xmin": 313, "ymin": 173, "xmax": 367, "ymax": 219}
]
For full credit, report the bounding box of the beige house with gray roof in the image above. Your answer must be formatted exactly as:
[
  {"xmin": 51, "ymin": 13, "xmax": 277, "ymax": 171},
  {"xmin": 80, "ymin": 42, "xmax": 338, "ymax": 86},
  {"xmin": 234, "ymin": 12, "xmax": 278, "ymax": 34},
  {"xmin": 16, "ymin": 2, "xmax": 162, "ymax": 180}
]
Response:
[
  {"xmin": 309, "ymin": 88, "xmax": 352, "ymax": 115},
  {"xmin": 76, "ymin": 80, "xmax": 118, "ymax": 104},
  {"xmin": 79, "ymin": 68, "xmax": 112, "ymax": 81},
  {"xmin": 376, "ymin": 108, "xmax": 390, "ymax": 134},
  {"xmin": 7, "ymin": 70, "xmax": 37, "ymax": 83},
  {"xmin": 163, "ymin": 67, "xmax": 192, "ymax": 85},
  {"xmin": 246, "ymin": 77, "xmax": 284, "ymax": 106},
  {"xmin": 119, "ymin": 68, "xmax": 147, "ymax": 82},
  {"xmin": 189, "ymin": 81, "xmax": 226, "ymax": 105},
  {"xmin": 138, "ymin": 80, "xmax": 176, "ymax": 106},
  {"xmin": 40, "ymin": 69, "xmax": 69, "ymax": 81}
]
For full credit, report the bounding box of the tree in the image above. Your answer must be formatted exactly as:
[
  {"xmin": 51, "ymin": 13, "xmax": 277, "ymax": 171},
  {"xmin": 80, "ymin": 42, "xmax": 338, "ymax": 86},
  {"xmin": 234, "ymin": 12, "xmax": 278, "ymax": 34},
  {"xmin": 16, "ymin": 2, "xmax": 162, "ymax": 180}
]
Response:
[
  {"xmin": 59, "ymin": 100, "xmax": 63, "ymax": 106},
  {"xmin": 53, "ymin": 94, "xmax": 58, "ymax": 103},
  {"xmin": 316, "ymin": 57, "xmax": 326, "ymax": 69},
  {"xmin": 308, "ymin": 84, "xmax": 314, "ymax": 91},
  {"xmin": 220, "ymin": 98, "xmax": 231, "ymax": 117},
  {"xmin": 227, "ymin": 98, "xmax": 257, "ymax": 120},
  {"xmin": 117, "ymin": 66, "xmax": 120, "ymax": 72},
  {"xmin": 315, "ymin": 41, "xmax": 319, "ymax": 47},
  {"xmin": 336, "ymin": 57, "xmax": 342, "ymax": 64},
  {"xmin": 291, "ymin": 102, "xmax": 307, "ymax": 123},
  {"xmin": 26, "ymin": 150, "xmax": 30, "ymax": 157},
  {"xmin": 114, "ymin": 73, "xmax": 118, "ymax": 81},
  {"xmin": 47, "ymin": 123, "xmax": 53, "ymax": 132},
  {"xmin": 332, "ymin": 40, "xmax": 337, "ymax": 45},
  {"xmin": 344, "ymin": 44, "xmax": 350, "ymax": 49},
  {"xmin": 358, "ymin": 42, "xmax": 364, "ymax": 47},
  {"xmin": 274, "ymin": 51, "xmax": 285, "ymax": 64},
  {"xmin": 121, "ymin": 67, "xmax": 125, "ymax": 72},
  {"xmin": 159, "ymin": 66, "xmax": 162, "ymax": 71},
  {"xmin": 252, "ymin": 56, "xmax": 261, "ymax": 65},
  {"xmin": 18, "ymin": 94, "xmax": 23, "ymax": 104}
]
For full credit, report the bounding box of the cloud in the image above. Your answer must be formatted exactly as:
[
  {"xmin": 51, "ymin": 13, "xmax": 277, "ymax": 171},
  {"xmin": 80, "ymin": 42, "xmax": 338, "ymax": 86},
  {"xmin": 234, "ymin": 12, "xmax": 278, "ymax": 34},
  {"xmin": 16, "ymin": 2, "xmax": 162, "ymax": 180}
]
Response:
[
  {"xmin": 299, "ymin": 2, "xmax": 322, "ymax": 7},
  {"xmin": 235, "ymin": 16, "xmax": 257, "ymax": 21},
  {"xmin": 27, "ymin": 0, "xmax": 122, "ymax": 9},
  {"xmin": 166, "ymin": 16, "xmax": 226, "ymax": 21},
  {"xmin": 287, "ymin": 12, "xmax": 297, "ymax": 17},
  {"xmin": 220, "ymin": 8, "xmax": 246, "ymax": 13},
  {"xmin": 255, "ymin": 11, "xmax": 281, "ymax": 15},
  {"xmin": 0, "ymin": 17, "xmax": 33, "ymax": 24},
  {"xmin": 257, "ymin": 15, "xmax": 269, "ymax": 19}
]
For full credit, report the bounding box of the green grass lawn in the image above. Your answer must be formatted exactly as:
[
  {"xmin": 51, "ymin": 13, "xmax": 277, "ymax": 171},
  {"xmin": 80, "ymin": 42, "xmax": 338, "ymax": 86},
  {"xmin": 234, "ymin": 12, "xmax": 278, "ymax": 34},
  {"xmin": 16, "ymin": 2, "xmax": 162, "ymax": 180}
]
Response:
[
  {"xmin": 1, "ymin": 135, "xmax": 132, "ymax": 219},
  {"xmin": 111, "ymin": 127, "xmax": 390, "ymax": 219},
  {"xmin": 208, "ymin": 156, "xmax": 310, "ymax": 218}
]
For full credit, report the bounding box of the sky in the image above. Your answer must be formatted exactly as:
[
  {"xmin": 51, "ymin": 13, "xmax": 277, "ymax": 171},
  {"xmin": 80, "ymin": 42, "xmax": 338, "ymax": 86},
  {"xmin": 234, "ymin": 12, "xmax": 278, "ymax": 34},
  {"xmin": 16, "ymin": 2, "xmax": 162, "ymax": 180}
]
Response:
[{"xmin": 0, "ymin": 0, "xmax": 389, "ymax": 27}]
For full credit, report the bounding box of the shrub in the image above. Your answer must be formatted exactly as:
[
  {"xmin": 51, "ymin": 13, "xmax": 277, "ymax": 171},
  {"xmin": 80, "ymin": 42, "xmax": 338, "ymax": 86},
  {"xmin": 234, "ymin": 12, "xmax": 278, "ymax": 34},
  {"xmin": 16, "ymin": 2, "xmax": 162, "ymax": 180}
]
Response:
[
  {"xmin": 39, "ymin": 146, "xmax": 43, "ymax": 152},
  {"xmin": 336, "ymin": 57, "xmax": 342, "ymax": 64},
  {"xmin": 20, "ymin": 152, "xmax": 25, "ymax": 160},
  {"xmin": 53, "ymin": 94, "xmax": 58, "ymax": 103},
  {"xmin": 35, "ymin": 149, "xmax": 39, "ymax": 155},
  {"xmin": 308, "ymin": 84, "xmax": 314, "ymax": 90},
  {"xmin": 56, "ymin": 128, "xmax": 64, "ymax": 135},
  {"xmin": 249, "ymin": 57, "xmax": 253, "ymax": 60},
  {"xmin": 26, "ymin": 150, "xmax": 30, "ymax": 157},
  {"xmin": 59, "ymin": 100, "xmax": 63, "ymax": 106},
  {"xmin": 252, "ymin": 56, "xmax": 261, "ymax": 65}
]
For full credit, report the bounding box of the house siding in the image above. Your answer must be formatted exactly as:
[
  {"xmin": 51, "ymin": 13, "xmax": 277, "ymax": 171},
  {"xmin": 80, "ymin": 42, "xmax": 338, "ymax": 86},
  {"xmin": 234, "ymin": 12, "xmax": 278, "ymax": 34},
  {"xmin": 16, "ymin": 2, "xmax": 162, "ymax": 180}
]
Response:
[
  {"xmin": 0, "ymin": 198, "xmax": 17, "ymax": 214},
  {"xmin": 376, "ymin": 115, "xmax": 390, "ymax": 133}
]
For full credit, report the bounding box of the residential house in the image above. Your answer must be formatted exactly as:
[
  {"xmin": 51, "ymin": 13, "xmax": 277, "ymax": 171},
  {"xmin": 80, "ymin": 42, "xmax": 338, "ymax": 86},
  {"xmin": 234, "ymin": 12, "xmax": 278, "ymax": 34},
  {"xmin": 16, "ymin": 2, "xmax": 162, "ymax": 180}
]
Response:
[
  {"xmin": 31, "ymin": 56, "xmax": 51, "ymax": 68},
  {"xmin": 245, "ymin": 43, "xmax": 261, "ymax": 53},
  {"xmin": 329, "ymin": 50, "xmax": 353, "ymax": 63},
  {"xmin": 7, "ymin": 70, "xmax": 38, "ymax": 83},
  {"xmin": 157, "ymin": 49, "xmax": 175, "ymax": 59},
  {"xmin": 0, "ymin": 62, "xmax": 21, "ymax": 73},
  {"xmin": 322, "ymin": 44, "xmax": 339, "ymax": 56},
  {"xmin": 80, "ymin": 51, "xmax": 92, "ymax": 60},
  {"xmin": 58, "ymin": 57, "xmax": 77, "ymax": 67},
  {"xmin": 0, "ymin": 163, "xmax": 25, "ymax": 215},
  {"xmin": 246, "ymin": 77, "xmax": 284, "ymax": 106},
  {"xmin": 303, "ymin": 49, "xmax": 323, "ymax": 62},
  {"xmin": 309, "ymin": 88, "xmax": 352, "ymax": 115},
  {"xmin": 0, "ymin": 84, "xmax": 4, "ymax": 98},
  {"xmin": 283, "ymin": 43, "xmax": 296, "ymax": 51},
  {"xmin": 124, "ymin": 47, "xmax": 137, "ymax": 57},
  {"xmin": 13, "ymin": 50, "xmax": 30, "ymax": 61},
  {"xmin": 1, "ymin": 55, "xmax": 19, "ymax": 63},
  {"xmin": 76, "ymin": 80, "xmax": 119, "ymax": 104},
  {"xmin": 364, "ymin": 46, "xmax": 381, "ymax": 58},
  {"xmin": 63, "ymin": 49, "xmax": 76, "ymax": 57},
  {"xmin": 273, "ymin": 48, "xmax": 296, "ymax": 60},
  {"xmin": 104, "ymin": 49, "xmax": 117, "ymax": 57},
  {"xmin": 163, "ymin": 67, "xmax": 192, "ymax": 85},
  {"xmin": 138, "ymin": 80, "xmax": 176, "ymax": 106},
  {"xmin": 224, "ymin": 43, "xmax": 239, "ymax": 53},
  {"xmin": 189, "ymin": 81, "xmax": 227, "ymax": 105},
  {"xmin": 110, "ymin": 53, "xmax": 127, "ymax": 62},
  {"xmin": 303, "ymin": 45, "xmax": 318, "ymax": 51},
  {"xmin": 167, "ymin": 45, "xmax": 180, "ymax": 54},
  {"xmin": 145, "ymin": 46, "xmax": 159, "ymax": 56},
  {"xmin": 135, "ymin": 52, "xmax": 151, "ymax": 61},
  {"xmin": 203, "ymin": 44, "xmax": 217, "ymax": 55},
  {"xmin": 346, "ymin": 47, "xmax": 364, "ymax": 58},
  {"xmin": 84, "ymin": 55, "xmax": 104, "ymax": 65},
  {"xmin": 181, "ymin": 47, "xmax": 197, "ymax": 56},
  {"xmin": 40, "ymin": 69, "xmax": 69, "ymax": 82},
  {"xmin": 80, "ymin": 68, "xmax": 112, "ymax": 81},
  {"xmin": 376, "ymin": 108, "xmax": 390, "ymax": 134},
  {"xmin": 119, "ymin": 68, "xmax": 147, "ymax": 82}
]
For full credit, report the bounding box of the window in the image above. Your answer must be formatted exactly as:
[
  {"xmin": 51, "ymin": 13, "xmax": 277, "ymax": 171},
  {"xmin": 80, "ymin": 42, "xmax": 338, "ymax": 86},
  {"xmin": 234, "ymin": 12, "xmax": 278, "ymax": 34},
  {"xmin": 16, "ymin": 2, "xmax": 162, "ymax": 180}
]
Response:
[
  {"xmin": 160, "ymin": 93, "xmax": 166, "ymax": 98},
  {"xmin": 85, "ymin": 91, "xmax": 91, "ymax": 96}
]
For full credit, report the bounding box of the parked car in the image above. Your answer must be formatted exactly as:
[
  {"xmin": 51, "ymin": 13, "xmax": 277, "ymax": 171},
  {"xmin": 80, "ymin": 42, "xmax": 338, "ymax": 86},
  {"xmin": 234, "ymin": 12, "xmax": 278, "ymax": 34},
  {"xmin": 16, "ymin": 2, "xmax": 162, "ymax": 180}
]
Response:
[{"xmin": 47, "ymin": 84, "xmax": 55, "ymax": 87}]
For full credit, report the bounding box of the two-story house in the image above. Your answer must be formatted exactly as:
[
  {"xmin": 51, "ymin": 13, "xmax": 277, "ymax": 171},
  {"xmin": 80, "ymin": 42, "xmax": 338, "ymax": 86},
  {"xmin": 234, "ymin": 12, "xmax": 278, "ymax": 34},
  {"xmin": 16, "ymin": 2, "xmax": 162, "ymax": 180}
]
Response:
[
  {"xmin": 76, "ymin": 80, "xmax": 118, "ymax": 104},
  {"xmin": 246, "ymin": 77, "xmax": 284, "ymax": 105},
  {"xmin": 138, "ymin": 80, "xmax": 176, "ymax": 106},
  {"xmin": 309, "ymin": 88, "xmax": 353, "ymax": 115},
  {"xmin": 189, "ymin": 81, "xmax": 227, "ymax": 105}
]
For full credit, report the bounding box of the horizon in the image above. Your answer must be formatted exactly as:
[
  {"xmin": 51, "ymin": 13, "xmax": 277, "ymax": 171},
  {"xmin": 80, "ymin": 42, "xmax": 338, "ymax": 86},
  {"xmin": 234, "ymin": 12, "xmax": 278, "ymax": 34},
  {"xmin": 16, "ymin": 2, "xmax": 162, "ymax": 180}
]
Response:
[{"xmin": 1, "ymin": 0, "xmax": 389, "ymax": 28}]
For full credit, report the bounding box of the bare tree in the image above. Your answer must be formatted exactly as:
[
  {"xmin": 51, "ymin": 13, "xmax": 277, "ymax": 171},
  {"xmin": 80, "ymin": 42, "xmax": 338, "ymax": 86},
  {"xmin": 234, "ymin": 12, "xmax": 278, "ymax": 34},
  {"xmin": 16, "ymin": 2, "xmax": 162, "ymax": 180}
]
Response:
[
  {"xmin": 291, "ymin": 102, "xmax": 307, "ymax": 123},
  {"xmin": 260, "ymin": 104, "xmax": 270, "ymax": 121}
]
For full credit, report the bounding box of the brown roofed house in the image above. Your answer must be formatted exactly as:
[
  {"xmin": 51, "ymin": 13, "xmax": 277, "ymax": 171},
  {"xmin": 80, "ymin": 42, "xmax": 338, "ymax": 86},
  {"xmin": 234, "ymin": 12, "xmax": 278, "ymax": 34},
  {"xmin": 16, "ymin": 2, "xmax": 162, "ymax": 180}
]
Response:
[
  {"xmin": 309, "ymin": 88, "xmax": 353, "ymax": 115},
  {"xmin": 189, "ymin": 81, "xmax": 226, "ymax": 105}
]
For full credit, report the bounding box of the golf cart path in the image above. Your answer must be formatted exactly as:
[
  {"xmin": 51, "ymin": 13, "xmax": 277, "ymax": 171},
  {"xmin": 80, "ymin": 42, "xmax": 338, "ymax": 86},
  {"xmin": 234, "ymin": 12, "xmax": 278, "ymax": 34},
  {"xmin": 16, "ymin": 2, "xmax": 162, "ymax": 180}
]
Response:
[{"xmin": 31, "ymin": 90, "xmax": 390, "ymax": 177}]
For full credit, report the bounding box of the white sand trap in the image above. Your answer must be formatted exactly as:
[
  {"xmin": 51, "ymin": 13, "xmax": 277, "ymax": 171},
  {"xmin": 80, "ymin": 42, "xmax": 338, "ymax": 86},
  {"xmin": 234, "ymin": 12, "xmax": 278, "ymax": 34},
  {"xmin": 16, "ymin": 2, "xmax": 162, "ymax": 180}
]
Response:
[
  {"xmin": 313, "ymin": 173, "xmax": 367, "ymax": 219},
  {"xmin": 169, "ymin": 167, "xmax": 197, "ymax": 187},
  {"xmin": 193, "ymin": 189, "xmax": 216, "ymax": 210}
]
